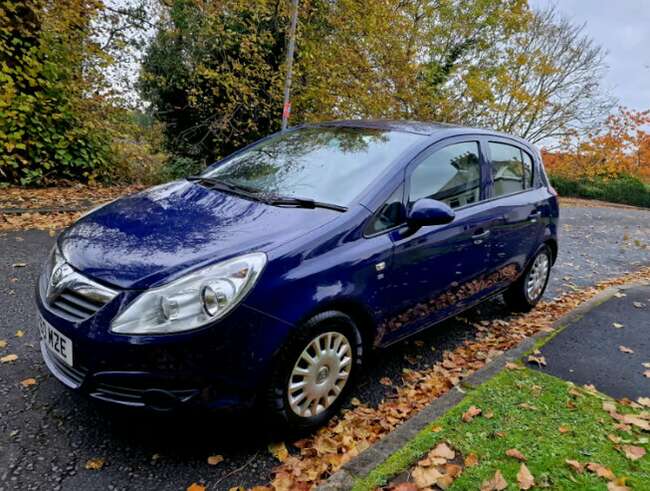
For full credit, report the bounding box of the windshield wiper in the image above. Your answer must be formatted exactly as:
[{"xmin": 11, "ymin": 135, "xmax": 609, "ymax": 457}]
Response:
[
  {"xmin": 187, "ymin": 176, "xmax": 266, "ymax": 200},
  {"xmin": 267, "ymin": 196, "xmax": 347, "ymax": 212}
]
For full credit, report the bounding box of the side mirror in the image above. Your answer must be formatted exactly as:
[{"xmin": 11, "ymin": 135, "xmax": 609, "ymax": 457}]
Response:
[{"xmin": 407, "ymin": 198, "xmax": 455, "ymax": 228}]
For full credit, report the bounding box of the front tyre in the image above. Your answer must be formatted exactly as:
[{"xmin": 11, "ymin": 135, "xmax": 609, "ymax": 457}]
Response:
[
  {"xmin": 265, "ymin": 311, "xmax": 363, "ymax": 432},
  {"xmin": 504, "ymin": 246, "xmax": 552, "ymax": 312}
]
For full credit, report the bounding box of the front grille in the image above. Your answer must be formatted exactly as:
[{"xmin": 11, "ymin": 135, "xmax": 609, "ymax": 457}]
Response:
[{"xmin": 50, "ymin": 288, "xmax": 108, "ymax": 322}]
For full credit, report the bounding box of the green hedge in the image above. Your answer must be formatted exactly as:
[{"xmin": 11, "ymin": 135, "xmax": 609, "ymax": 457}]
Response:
[{"xmin": 550, "ymin": 174, "xmax": 650, "ymax": 208}]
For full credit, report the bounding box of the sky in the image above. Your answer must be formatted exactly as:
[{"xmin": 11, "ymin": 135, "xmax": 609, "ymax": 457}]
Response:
[{"xmin": 530, "ymin": 0, "xmax": 650, "ymax": 111}]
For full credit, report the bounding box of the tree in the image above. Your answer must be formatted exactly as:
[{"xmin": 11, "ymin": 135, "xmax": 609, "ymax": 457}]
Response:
[{"xmin": 453, "ymin": 5, "xmax": 615, "ymax": 144}]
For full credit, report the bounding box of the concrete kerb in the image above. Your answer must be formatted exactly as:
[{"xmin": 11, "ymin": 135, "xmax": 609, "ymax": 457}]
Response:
[{"xmin": 315, "ymin": 280, "xmax": 646, "ymax": 491}]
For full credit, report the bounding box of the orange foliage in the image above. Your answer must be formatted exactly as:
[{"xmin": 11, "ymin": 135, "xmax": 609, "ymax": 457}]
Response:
[{"xmin": 543, "ymin": 108, "xmax": 650, "ymax": 182}]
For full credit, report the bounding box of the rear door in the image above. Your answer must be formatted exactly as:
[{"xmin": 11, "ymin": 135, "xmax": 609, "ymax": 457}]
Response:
[
  {"xmin": 378, "ymin": 137, "xmax": 501, "ymax": 345},
  {"xmin": 483, "ymin": 139, "xmax": 547, "ymax": 286}
]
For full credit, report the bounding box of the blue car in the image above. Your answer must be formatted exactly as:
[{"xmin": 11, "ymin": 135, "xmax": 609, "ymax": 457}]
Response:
[{"xmin": 37, "ymin": 121, "xmax": 558, "ymax": 430}]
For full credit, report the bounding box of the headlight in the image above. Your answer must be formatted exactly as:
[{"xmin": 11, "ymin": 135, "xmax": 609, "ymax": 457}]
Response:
[
  {"xmin": 110, "ymin": 253, "xmax": 267, "ymax": 335},
  {"xmin": 45, "ymin": 245, "xmax": 65, "ymax": 280}
]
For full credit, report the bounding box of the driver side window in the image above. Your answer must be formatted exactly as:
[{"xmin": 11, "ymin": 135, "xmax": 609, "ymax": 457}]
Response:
[{"xmin": 409, "ymin": 142, "xmax": 481, "ymax": 209}]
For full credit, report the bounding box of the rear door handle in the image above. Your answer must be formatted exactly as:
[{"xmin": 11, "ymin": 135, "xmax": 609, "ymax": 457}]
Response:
[{"xmin": 472, "ymin": 229, "xmax": 490, "ymax": 244}]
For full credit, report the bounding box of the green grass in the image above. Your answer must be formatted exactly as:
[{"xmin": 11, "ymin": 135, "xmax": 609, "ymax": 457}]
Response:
[{"xmin": 352, "ymin": 369, "xmax": 649, "ymax": 490}]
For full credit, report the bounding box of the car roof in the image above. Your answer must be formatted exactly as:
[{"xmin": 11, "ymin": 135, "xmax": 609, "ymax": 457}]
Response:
[{"xmin": 313, "ymin": 119, "xmax": 535, "ymax": 149}]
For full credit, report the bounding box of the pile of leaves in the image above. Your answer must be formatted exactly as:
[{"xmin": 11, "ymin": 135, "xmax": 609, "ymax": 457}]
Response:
[
  {"xmin": 0, "ymin": 184, "xmax": 144, "ymax": 231},
  {"xmin": 261, "ymin": 267, "xmax": 650, "ymax": 490}
]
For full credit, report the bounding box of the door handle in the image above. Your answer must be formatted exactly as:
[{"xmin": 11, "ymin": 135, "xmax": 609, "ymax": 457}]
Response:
[{"xmin": 472, "ymin": 229, "xmax": 490, "ymax": 244}]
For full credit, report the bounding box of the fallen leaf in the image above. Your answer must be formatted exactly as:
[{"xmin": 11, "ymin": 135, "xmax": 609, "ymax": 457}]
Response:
[
  {"xmin": 518, "ymin": 402, "xmax": 537, "ymax": 411},
  {"xmin": 268, "ymin": 442, "xmax": 289, "ymax": 462},
  {"xmin": 85, "ymin": 458, "xmax": 105, "ymax": 470},
  {"xmin": 527, "ymin": 354, "xmax": 547, "ymax": 367},
  {"xmin": 565, "ymin": 459, "xmax": 584, "ymax": 473},
  {"xmin": 586, "ymin": 462, "xmax": 615, "ymax": 481},
  {"xmin": 608, "ymin": 434, "xmax": 622, "ymax": 444},
  {"xmin": 15, "ymin": 330, "xmax": 24, "ymax": 338},
  {"xmin": 462, "ymin": 405, "xmax": 482, "ymax": 423},
  {"xmin": 621, "ymin": 445, "xmax": 646, "ymax": 461},
  {"xmin": 619, "ymin": 346, "xmax": 634, "ymax": 354},
  {"xmin": 390, "ymin": 483, "xmax": 418, "ymax": 491},
  {"xmin": 187, "ymin": 484, "xmax": 206, "ymax": 491},
  {"xmin": 484, "ymin": 410, "xmax": 494, "ymax": 419},
  {"xmin": 643, "ymin": 362, "xmax": 650, "ymax": 369},
  {"xmin": 12, "ymin": 262, "xmax": 27, "ymax": 268},
  {"xmin": 644, "ymin": 370, "xmax": 650, "ymax": 378},
  {"xmin": 0, "ymin": 354, "xmax": 18, "ymax": 363},
  {"xmin": 506, "ymin": 448, "xmax": 527, "ymax": 462},
  {"xmin": 584, "ymin": 384, "xmax": 598, "ymax": 393},
  {"xmin": 603, "ymin": 401, "xmax": 617, "ymax": 414},
  {"xmin": 638, "ymin": 397, "xmax": 650, "ymax": 408},
  {"xmin": 430, "ymin": 442, "xmax": 455, "ymax": 460},
  {"xmin": 612, "ymin": 322, "xmax": 624, "ymax": 329},
  {"xmin": 404, "ymin": 354, "xmax": 418, "ymax": 365},
  {"xmin": 517, "ymin": 463, "xmax": 535, "ymax": 490},
  {"xmin": 411, "ymin": 465, "xmax": 443, "ymax": 488},
  {"xmin": 350, "ymin": 397, "xmax": 361, "ymax": 406},
  {"xmin": 614, "ymin": 292, "xmax": 626, "ymax": 298},
  {"xmin": 430, "ymin": 424, "xmax": 443, "ymax": 433},
  {"xmin": 379, "ymin": 377, "xmax": 392, "ymax": 386},
  {"xmin": 20, "ymin": 378, "xmax": 37, "ymax": 387},
  {"xmin": 480, "ymin": 469, "xmax": 507, "ymax": 491},
  {"xmin": 414, "ymin": 340, "xmax": 425, "ymax": 347},
  {"xmin": 559, "ymin": 425, "xmax": 570, "ymax": 434},
  {"xmin": 633, "ymin": 301, "xmax": 645, "ymax": 308},
  {"xmin": 0, "ymin": 340, "xmax": 6, "ymax": 349},
  {"xmin": 607, "ymin": 483, "xmax": 631, "ymax": 491},
  {"xmin": 207, "ymin": 454, "xmax": 224, "ymax": 466},
  {"xmin": 464, "ymin": 452, "xmax": 479, "ymax": 467},
  {"xmin": 505, "ymin": 362, "xmax": 523, "ymax": 370}
]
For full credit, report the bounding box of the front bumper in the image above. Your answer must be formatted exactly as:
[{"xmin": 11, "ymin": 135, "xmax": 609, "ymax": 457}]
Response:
[{"xmin": 36, "ymin": 277, "xmax": 294, "ymax": 411}]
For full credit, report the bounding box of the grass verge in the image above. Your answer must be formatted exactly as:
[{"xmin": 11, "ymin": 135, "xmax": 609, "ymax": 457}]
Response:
[{"xmin": 352, "ymin": 368, "xmax": 649, "ymax": 490}]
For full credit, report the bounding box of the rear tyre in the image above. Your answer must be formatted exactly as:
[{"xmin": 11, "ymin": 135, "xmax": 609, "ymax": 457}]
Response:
[
  {"xmin": 264, "ymin": 311, "xmax": 363, "ymax": 432},
  {"xmin": 504, "ymin": 246, "xmax": 552, "ymax": 312}
]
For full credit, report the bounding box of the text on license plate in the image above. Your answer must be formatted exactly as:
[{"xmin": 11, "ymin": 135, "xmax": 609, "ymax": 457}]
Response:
[{"xmin": 39, "ymin": 317, "xmax": 74, "ymax": 367}]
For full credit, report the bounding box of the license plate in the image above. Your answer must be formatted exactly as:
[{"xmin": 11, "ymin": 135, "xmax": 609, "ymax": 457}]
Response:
[{"xmin": 39, "ymin": 317, "xmax": 74, "ymax": 367}]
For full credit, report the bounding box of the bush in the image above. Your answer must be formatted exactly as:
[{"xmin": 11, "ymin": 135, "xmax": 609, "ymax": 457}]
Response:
[
  {"xmin": 550, "ymin": 174, "xmax": 650, "ymax": 208},
  {"xmin": 157, "ymin": 156, "xmax": 205, "ymax": 182}
]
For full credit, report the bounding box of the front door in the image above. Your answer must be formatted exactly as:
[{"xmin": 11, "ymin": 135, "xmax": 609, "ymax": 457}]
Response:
[{"xmin": 379, "ymin": 139, "xmax": 499, "ymax": 345}]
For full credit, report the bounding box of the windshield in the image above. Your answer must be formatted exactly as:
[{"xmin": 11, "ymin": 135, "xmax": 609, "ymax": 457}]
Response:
[{"xmin": 202, "ymin": 126, "xmax": 425, "ymax": 207}]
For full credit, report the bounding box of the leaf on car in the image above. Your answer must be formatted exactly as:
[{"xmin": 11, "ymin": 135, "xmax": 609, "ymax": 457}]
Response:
[
  {"xmin": 268, "ymin": 442, "xmax": 289, "ymax": 462},
  {"xmin": 517, "ymin": 463, "xmax": 535, "ymax": 490},
  {"xmin": 207, "ymin": 454, "xmax": 224, "ymax": 466},
  {"xmin": 84, "ymin": 458, "xmax": 105, "ymax": 470},
  {"xmin": 618, "ymin": 345, "xmax": 634, "ymax": 354},
  {"xmin": 462, "ymin": 405, "xmax": 482, "ymax": 423},
  {"xmin": 620, "ymin": 445, "xmax": 646, "ymax": 461},
  {"xmin": 480, "ymin": 469, "xmax": 507, "ymax": 491},
  {"xmin": 565, "ymin": 459, "xmax": 584, "ymax": 473},
  {"xmin": 20, "ymin": 378, "xmax": 37, "ymax": 387},
  {"xmin": 506, "ymin": 448, "xmax": 527, "ymax": 461},
  {"xmin": 0, "ymin": 354, "xmax": 18, "ymax": 363}
]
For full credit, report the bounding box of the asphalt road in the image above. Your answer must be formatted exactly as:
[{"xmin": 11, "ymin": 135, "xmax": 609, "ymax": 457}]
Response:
[{"xmin": 1, "ymin": 205, "xmax": 649, "ymax": 491}]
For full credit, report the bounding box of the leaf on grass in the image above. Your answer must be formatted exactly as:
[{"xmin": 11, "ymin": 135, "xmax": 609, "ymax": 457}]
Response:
[
  {"xmin": 517, "ymin": 463, "xmax": 535, "ymax": 490},
  {"xmin": 379, "ymin": 377, "xmax": 392, "ymax": 386},
  {"xmin": 505, "ymin": 362, "xmax": 523, "ymax": 370},
  {"xmin": 15, "ymin": 330, "xmax": 24, "ymax": 337},
  {"xmin": 187, "ymin": 484, "xmax": 206, "ymax": 491},
  {"xmin": 506, "ymin": 448, "xmax": 527, "ymax": 462},
  {"xmin": 462, "ymin": 405, "xmax": 482, "ymax": 423},
  {"xmin": 612, "ymin": 322, "xmax": 624, "ymax": 329},
  {"xmin": 621, "ymin": 445, "xmax": 646, "ymax": 461},
  {"xmin": 20, "ymin": 378, "xmax": 37, "ymax": 387},
  {"xmin": 565, "ymin": 459, "xmax": 584, "ymax": 473},
  {"xmin": 390, "ymin": 483, "xmax": 418, "ymax": 491},
  {"xmin": 638, "ymin": 397, "xmax": 650, "ymax": 408},
  {"xmin": 559, "ymin": 425, "xmax": 570, "ymax": 434},
  {"xmin": 602, "ymin": 401, "xmax": 617, "ymax": 414},
  {"xmin": 1, "ymin": 354, "xmax": 18, "ymax": 363},
  {"xmin": 527, "ymin": 354, "xmax": 546, "ymax": 367},
  {"xmin": 608, "ymin": 434, "xmax": 621, "ymax": 444},
  {"xmin": 411, "ymin": 465, "xmax": 443, "ymax": 488},
  {"xmin": 268, "ymin": 442, "xmax": 289, "ymax": 462},
  {"xmin": 430, "ymin": 424, "xmax": 443, "ymax": 433},
  {"xmin": 207, "ymin": 454, "xmax": 224, "ymax": 466},
  {"xmin": 586, "ymin": 462, "xmax": 615, "ymax": 481},
  {"xmin": 584, "ymin": 384, "xmax": 598, "ymax": 393},
  {"xmin": 518, "ymin": 402, "xmax": 537, "ymax": 411},
  {"xmin": 480, "ymin": 469, "xmax": 507, "ymax": 491},
  {"xmin": 430, "ymin": 442, "xmax": 455, "ymax": 460},
  {"xmin": 619, "ymin": 346, "xmax": 634, "ymax": 354},
  {"xmin": 464, "ymin": 452, "xmax": 479, "ymax": 467},
  {"xmin": 607, "ymin": 483, "xmax": 631, "ymax": 491},
  {"xmin": 85, "ymin": 458, "xmax": 105, "ymax": 470}
]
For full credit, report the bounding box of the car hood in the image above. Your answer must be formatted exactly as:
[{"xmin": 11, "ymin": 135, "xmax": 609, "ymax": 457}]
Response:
[{"xmin": 58, "ymin": 180, "xmax": 339, "ymax": 289}]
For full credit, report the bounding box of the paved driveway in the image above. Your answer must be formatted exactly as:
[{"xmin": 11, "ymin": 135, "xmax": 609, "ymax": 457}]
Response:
[{"xmin": 1, "ymin": 204, "xmax": 648, "ymax": 491}]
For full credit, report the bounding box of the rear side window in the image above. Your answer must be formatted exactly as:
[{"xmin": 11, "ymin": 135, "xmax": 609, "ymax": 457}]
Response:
[
  {"xmin": 488, "ymin": 142, "xmax": 534, "ymax": 197},
  {"xmin": 409, "ymin": 142, "xmax": 481, "ymax": 209}
]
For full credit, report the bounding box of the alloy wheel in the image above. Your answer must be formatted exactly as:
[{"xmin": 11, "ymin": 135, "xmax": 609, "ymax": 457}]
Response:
[{"xmin": 526, "ymin": 252, "xmax": 550, "ymax": 301}]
